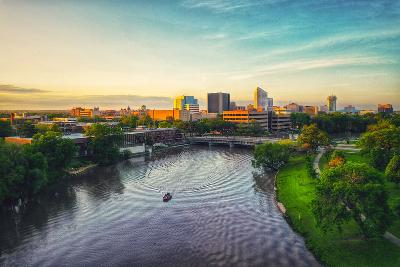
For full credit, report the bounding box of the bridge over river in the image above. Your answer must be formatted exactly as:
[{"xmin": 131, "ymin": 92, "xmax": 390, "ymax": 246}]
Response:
[{"xmin": 188, "ymin": 136, "xmax": 281, "ymax": 147}]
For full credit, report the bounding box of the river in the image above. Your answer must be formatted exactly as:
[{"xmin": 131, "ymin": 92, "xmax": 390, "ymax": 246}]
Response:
[{"xmin": 0, "ymin": 146, "xmax": 319, "ymax": 267}]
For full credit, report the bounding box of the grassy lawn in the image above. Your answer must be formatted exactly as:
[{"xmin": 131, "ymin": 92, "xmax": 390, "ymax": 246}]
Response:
[{"xmin": 276, "ymin": 154, "xmax": 400, "ymax": 267}]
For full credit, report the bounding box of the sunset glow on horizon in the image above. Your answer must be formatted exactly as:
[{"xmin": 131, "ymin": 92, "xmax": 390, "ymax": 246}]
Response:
[{"xmin": 0, "ymin": 0, "xmax": 399, "ymax": 110}]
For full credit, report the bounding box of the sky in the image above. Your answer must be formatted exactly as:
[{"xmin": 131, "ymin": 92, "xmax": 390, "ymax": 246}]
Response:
[{"xmin": 0, "ymin": 0, "xmax": 399, "ymax": 110}]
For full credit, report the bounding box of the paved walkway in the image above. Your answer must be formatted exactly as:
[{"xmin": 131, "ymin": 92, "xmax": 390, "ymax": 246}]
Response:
[
  {"xmin": 313, "ymin": 147, "xmax": 325, "ymax": 176},
  {"xmin": 335, "ymin": 144, "xmax": 361, "ymax": 152},
  {"xmin": 314, "ymin": 147, "xmax": 400, "ymax": 247}
]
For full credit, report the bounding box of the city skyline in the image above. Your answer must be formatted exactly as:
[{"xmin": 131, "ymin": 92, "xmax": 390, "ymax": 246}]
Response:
[{"xmin": 1, "ymin": 0, "xmax": 399, "ymax": 110}]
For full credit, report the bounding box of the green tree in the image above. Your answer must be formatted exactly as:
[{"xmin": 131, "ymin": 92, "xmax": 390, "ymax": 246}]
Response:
[
  {"xmin": 290, "ymin": 112, "xmax": 311, "ymax": 129},
  {"xmin": 18, "ymin": 120, "xmax": 37, "ymax": 137},
  {"xmin": 158, "ymin": 121, "xmax": 172, "ymax": 128},
  {"xmin": 297, "ymin": 124, "xmax": 330, "ymax": 151},
  {"xmin": 312, "ymin": 162, "xmax": 392, "ymax": 237},
  {"xmin": 385, "ymin": 155, "xmax": 400, "ymax": 185},
  {"xmin": 32, "ymin": 131, "xmax": 76, "ymax": 181},
  {"xmin": 0, "ymin": 120, "xmax": 13, "ymax": 137},
  {"xmin": 0, "ymin": 140, "xmax": 48, "ymax": 203},
  {"xmin": 85, "ymin": 124, "xmax": 123, "ymax": 165},
  {"xmin": 77, "ymin": 116, "xmax": 107, "ymax": 123},
  {"xmin": 358, "ymin": 123, "xmax": 400, "ymax": 170},
  {"xmin": 138, "ymin": 114, "xmax": 154, "ymax": 127},
  {"xmin": 35, "ymin": 123, "xmax": 61, "ymax": 134},
  {"xmin": 312, "ymin": 113, "xmax": 376, "ymax": 134},
  {"xmin": 120, "ymin": 115, "xmax": 139, "ymax": 128},
  {"xmin": 252, "ymin": 143, "xmax": 290, "ymax": 171},
  {"xmin": 46, "ymin": 113, "xmax": 69, "ymax": 120},
  {"xmin": 20, "ymin": 145, "xmax": 48, "ymax": 195}
]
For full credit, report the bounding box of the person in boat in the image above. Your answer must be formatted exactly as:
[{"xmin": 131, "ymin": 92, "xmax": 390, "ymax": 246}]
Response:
[{"xmin": 163, "ymin": 193, "xmax": 172, "ymax": 200}]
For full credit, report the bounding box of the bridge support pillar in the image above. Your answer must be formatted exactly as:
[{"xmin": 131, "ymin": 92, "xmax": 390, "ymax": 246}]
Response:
[
  {"xmin": 229, "ymin": 143, "xmax": 234, "ymax": 148},
  {"xmin": 208, "ymin": 142, "xmax": 213, "ymax": 147}
]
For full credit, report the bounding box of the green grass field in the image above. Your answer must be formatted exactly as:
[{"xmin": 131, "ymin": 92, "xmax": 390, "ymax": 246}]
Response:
[{"xmin": 276, "ymin": 154, "xmax": 400, "ymax": 267}]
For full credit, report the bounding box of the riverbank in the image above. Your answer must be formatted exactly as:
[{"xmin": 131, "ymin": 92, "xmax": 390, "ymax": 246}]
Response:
[
  {"xmin": 1, "ymin": 146, "xmax": 318, "ymax": 266},
  {"xmin": 276, "ymin": 154, "xmax": 400, "ymax": 267},
  {"xmin": 67, "ymin": 163, "xmax": 98, "ymax": 176}
]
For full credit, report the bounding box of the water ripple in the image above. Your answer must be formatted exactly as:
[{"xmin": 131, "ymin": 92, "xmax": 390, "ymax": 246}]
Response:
[{"xmin": 0, "ymin": 146, "xmax": 319, "ymax": 267}]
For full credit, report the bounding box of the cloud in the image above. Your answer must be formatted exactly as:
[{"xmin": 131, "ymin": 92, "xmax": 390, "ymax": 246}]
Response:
[
  {"xmin": 223, "ymin": 55, "xmax": 393, "ymax": 80},
  {"xmin": 265, "ymin": 29, "xmax": 400, "ymax": 58},
  {"xmin": 0, "ymin": 84, "xmax": 51, "ymax": 94},
  {"xmin": 203, "ymin": 33, "xmax": 227, "ymax": 40},
  {"xmin": 0, "ymin": 94, "xmax": 175, "ymax": 110},
  {"xmin": 181, "ymin": 0, "xmax": 260, "ymax": 13}
]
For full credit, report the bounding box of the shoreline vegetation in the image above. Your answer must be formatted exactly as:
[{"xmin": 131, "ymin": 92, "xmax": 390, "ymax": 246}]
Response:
[
  {"xmin": 268, "ymin": 122, "xmax": 400, "ymax": 266},
  {"xmin": 275, "ymin": 154, "xmax": 400, "ymax": 267},
  {"xmin": 252, "ymin": 117, "xmax": 400, "ymax": 266}
]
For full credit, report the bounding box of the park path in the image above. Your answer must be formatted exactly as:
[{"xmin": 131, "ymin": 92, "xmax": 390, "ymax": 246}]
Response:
[
  {"xmin": 314, "ymin": 147, "xmax": 400, "ymax": 247},
  {"xmin": 313, "ymin": 147, "xmax": 325, "ymax": 176}
]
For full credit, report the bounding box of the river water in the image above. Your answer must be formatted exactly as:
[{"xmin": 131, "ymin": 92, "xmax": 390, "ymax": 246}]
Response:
[{"xmin": 0, "ymin": 146, "xmax": 319, "ymax": 267}]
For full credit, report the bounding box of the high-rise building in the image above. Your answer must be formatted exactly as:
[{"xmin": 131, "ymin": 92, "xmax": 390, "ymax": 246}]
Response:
[
  {"xmin": 267, "ymin": 98, "xmax": 274, "ymax": 111},
  {"xmin": 254, "ymin": 87, "xmax": 268, "ymax": 111},
  {"xmin": 207, "ymin": 92, "xmax": 230, "ymax": 114},
  {"xmin": 174, "ymin": 96, "xmax": 199, "ymax": 114},
  {"xmin": 174, "ymin": 96, "xmax": 198, "ymax": 110},
  {"xmin": 378, "ymin": 104, "xmax": 393, "ymax": 114},
  {"xmin": 327, "ymin": 95, "xmax": 337, "ymax": 112}
]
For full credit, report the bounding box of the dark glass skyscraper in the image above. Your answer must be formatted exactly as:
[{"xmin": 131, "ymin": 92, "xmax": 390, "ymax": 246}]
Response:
[{"xmin": 207, "ymin": 92, "xmax": 230, "ymax": 114}]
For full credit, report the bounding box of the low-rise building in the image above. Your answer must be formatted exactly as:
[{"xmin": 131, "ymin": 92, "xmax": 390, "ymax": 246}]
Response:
[
  {"xmin": 5, "ymin": 136, "xmax": 32, "ymax": 145},
  {"xmin": 344, "ymin": 105, "xmax": 357, "ymax": 113},
  {"xmin": 143, "ymin": 109, "xmax": 191, "ymax": 122},
  {"xmin": 222, "ymin": 110, "xmax": 268, "ymax": 129},
  {"xmin": 319, "ymin": 105, "xmax": 328, "ymax": 113},
  {"xmin": 184, "ymin": 104, "xmax": 200, "ymax": 114},
  {"xmin": 71, "ymin": 107, "xmax": 94, "ymax": 118},
  {"xmin": 303, "ymin": 105, "xmax": 319, "ymax": 116},
  {"xmin": 285, "ymin": 102, "xmax": 301, "ymax": 113},
  {"xmin": 270, "ymin": 110, "xmax": 291, "ymax": 131},
  {"xmin": 378, "ymin": 104, "xmax": 393, "ymax": 114}
]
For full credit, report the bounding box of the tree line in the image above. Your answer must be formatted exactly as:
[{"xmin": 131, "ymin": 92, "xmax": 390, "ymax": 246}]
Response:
[
  {"xmin": 0, "ymin": 123, "xmax": 125, "ymax": 205},
  {"xmin": 0, "ymin": 131, "xmax": 76, "ymax": 204},
  {"xmin": 291, "ymin": 112, "xmax": 400, "ymax": 134},
  {"xmin": 253, "ymin": 119, "xmax": 400, "ymax": 238}
]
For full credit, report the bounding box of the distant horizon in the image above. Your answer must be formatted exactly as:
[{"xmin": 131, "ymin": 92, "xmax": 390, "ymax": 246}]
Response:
[
  {"xmin": 1, "ymin": 0, "xmax": 399, "ymax": 110},
  {"xmin": 0, "ymin": 92, "xmax": 395, "ymax": 112}
]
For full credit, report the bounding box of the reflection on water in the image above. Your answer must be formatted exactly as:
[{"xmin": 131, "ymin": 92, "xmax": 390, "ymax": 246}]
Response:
[{"xmin": 0, "ymin": 146, "xmax": 319, "ymax": 266}]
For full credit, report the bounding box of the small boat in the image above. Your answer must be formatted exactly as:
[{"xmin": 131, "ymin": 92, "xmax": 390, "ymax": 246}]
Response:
[{"xmin": 163, "ymin": 193, "xmax": 172, "ymax": 202}]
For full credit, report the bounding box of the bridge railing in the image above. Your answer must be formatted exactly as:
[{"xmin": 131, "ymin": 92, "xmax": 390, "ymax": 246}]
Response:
[{"xmin": 188, "ymin": 136, "xmax": 278, "ymax": 144}]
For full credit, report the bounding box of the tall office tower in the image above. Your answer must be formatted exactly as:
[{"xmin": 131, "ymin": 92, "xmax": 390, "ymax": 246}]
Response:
[
  {"xmin": 267, "ymin": 98, "xmax": 274, "ymax": 111},
  {"xmin": 327, "ymin": 95, "xmax": 337, "ymax": 112},
  {"xmin": 207, "ymin": 92, "xmax": 230, "ymax": 114},
  {"xmin": 254, "ymin": 87, "xmax": 268, "ymax": 111},
  {"xmin": 174, "ymin": 96, "xmax": 199, "ymax": 113}
]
